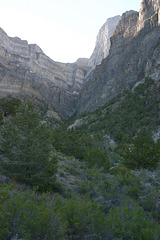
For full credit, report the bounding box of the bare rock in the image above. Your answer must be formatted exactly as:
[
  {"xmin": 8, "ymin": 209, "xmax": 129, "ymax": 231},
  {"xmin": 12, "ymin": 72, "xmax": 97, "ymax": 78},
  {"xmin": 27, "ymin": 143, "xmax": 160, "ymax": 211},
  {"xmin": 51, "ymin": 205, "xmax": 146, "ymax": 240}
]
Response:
[
  {"xmin": 89, "ymin": 15, "xmax": 121, "ymax": 69},
  {"xmin": 77, "ymin": 0, "xmax": 160, "ymax": 113},
  {"xmin": 0, "ymin": 27, "xmax": 89, "ymax": 118},
  {"xmin": 0, "ymin": 0, "xmax": 160, "ymax": 118}
]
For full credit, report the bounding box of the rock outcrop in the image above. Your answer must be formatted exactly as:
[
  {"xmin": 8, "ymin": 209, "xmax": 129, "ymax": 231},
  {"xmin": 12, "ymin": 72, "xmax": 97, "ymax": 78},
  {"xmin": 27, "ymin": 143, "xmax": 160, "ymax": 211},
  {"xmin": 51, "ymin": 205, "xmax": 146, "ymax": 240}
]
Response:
[
  {"xmin": 88, "ymin": 15, "xmax": 121, "ymax": 69},
  {"xmin": 0, "ymin": 27, "xmax": 89, "ymax": 118},
  {"xmin": 138, "ymin": 0, "xmax": 160, "ymax": 31},
  {"xmin": 77, "ymin": 0, "xmax": 160, "ymax": 113},
  {"xmin": 0, "ymin": 13, "xmax": 120, "ymax": 119}
]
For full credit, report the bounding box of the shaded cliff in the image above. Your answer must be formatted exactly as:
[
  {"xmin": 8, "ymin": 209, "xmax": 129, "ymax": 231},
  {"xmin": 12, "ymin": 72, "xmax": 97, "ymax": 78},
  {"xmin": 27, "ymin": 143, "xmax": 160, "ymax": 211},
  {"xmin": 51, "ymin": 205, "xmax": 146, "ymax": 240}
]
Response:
[
  {"xmin": 0, "ymin": 12, "xmax": 121, "ymax": 119},
  {"xmin": 77, "ymin": 0, "xmax": 160, "ymax": 113},
  {"xmin": 0, "ymin": 28, "xmax": 89, "ymax": 118}
]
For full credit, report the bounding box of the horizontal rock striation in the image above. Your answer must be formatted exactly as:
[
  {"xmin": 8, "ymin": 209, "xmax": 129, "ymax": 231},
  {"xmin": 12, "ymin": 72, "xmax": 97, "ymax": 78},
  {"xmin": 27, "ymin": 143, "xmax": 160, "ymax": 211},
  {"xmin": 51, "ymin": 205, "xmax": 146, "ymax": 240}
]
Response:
[
  {"xmin": 0, "ymin": 28, "xmax": 89, "ymax": 118},
  {"xmin": 0, "ymin": 12, "xmax": 121, "ymax": 118},
  {"xmin": 0, "ymin": 0, "xmax": 160, "ymax": 118},
  {"xmin": 77, "ymin": 0, "xmax": 160, "ymax": 113}
]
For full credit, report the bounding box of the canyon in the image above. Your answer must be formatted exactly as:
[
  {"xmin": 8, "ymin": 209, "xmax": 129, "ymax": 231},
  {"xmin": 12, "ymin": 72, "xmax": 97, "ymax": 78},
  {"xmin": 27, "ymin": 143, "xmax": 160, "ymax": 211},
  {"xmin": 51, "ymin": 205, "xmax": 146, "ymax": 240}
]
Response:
[{"xmin": 0, "ymin": 0, "xmax": 160, "ymax": 118}]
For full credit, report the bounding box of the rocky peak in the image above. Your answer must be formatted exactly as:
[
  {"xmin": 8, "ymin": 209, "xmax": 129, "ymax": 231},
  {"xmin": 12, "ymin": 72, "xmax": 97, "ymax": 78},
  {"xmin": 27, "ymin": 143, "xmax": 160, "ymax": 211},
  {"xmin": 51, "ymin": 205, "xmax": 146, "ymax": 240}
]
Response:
[
  {"xmin": 137, "ymin": 0, "xmax": 160, "ymax": 31},
  {"xmin": 111, "ymin": 11, "xmax": 139, "ymax": 47},
  {"xmin": 77, "ymin": 0, "xmax": 160, "ymax": 114},
  {"xmin": 88, "ymin": 15, "xmax": 121, "ymax": 69}
]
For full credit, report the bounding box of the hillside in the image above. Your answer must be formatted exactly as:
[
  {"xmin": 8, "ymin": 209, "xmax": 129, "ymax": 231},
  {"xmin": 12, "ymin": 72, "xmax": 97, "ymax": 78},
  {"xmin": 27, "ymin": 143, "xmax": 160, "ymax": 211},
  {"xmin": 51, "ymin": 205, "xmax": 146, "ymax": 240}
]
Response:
[
  {"xmin": 0, "ymin": 77, "xmax": 160, "ymax": 239},
  {"xmin": 70, "ymin": 78, "xmax": 160, "ymax": 145}
]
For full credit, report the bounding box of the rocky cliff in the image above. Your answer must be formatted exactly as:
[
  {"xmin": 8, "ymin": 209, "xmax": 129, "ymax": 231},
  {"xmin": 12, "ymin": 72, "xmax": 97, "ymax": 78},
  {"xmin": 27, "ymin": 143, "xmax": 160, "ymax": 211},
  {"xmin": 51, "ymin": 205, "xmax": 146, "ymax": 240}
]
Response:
[
  {"xmin": 0, "ymin": 0, "xmax": 160, "ymax": 118},
  {"xmin": 0, "ymin": 27, "xmax": 89, "ymax": 118},
  {"xmin": 77, "ymin": 0, "xmax": 160, "ymax": 113},
  {"xmin": 0, "ymin": 12, "xmax": 121, "ymax": 118},
  {"xmin": 88, "ymin": 15, "xmax": 121, "ymax": 69}
]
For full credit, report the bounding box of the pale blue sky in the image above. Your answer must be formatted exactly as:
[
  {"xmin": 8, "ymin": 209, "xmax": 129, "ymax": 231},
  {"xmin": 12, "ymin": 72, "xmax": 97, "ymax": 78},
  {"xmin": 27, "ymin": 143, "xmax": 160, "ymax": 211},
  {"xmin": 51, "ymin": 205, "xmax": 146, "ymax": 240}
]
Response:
[{"xmin": 0, "ymin": 0, "xmax": 141, "ymax": 62}]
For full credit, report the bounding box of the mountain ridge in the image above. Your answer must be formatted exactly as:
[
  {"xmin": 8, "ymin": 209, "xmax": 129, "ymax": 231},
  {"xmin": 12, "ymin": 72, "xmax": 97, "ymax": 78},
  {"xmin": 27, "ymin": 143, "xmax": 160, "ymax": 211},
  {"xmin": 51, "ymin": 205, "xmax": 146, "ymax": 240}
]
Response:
[
  {"xmin": 0, "ymin": 26, "xmax": 91, "ymax": 118},
  {"xmin": 88, "ymin": 15, "xmax": 121, "ymax": 70},
  {"xmin": 77, "ymin": 0, "xmax": 160, "ymax": 113}
]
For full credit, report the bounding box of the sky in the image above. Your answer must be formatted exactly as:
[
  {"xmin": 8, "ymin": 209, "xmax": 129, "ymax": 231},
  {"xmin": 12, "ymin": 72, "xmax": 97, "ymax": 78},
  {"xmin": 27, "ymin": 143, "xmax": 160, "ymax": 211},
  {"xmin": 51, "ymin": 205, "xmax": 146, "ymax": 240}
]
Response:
[{"xmin": 0, "ymin": 0, "xmax": 141, "ymax": 63}]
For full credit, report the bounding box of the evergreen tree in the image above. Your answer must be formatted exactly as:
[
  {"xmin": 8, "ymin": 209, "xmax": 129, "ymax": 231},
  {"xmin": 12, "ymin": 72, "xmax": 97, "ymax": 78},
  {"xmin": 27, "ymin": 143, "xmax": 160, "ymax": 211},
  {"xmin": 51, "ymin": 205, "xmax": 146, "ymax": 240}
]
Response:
[
  {"xmin": 86, "ymin": 148, "xmax": 110, "ymax": 170},
  {"xmin": 0, "ymin": 102, "xmax": 57, "ymax": 191},
  {"xmin": 123, "ymin": 133, "xmax": 160, "ymax": 170}
]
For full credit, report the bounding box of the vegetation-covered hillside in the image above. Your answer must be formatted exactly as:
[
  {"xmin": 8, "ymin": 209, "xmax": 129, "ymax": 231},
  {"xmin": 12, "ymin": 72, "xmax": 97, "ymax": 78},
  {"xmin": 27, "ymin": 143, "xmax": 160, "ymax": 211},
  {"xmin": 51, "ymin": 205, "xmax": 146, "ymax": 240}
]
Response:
[
  {"xmin": 0, "ymin": 78, "xmax": 160, "ymax": 239},
  {"xmin": 69, "ymin": 78, "xmax": 160, "ymax": 143}
]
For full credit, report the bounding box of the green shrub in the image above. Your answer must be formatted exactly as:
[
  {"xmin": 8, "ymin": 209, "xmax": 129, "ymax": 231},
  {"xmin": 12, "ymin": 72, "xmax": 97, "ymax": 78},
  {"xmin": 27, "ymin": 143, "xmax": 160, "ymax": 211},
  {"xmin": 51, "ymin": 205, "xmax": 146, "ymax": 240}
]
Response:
[
  {"xmin": 110, "ymin": 164, "xmax": 130, "ymax": 175},
  {"xmin": 65, "ymin": 165, "xmax": 80, "ymax": 175},
  {"xmin": 103, "ymin": 166, "xmax": 141, "ymax": 201},
  {"xmin": 86, "ymin": 148, "xmax": 110, "ymax": 171},
  {"xmin": 79, "ymin": 180, "xmax": 96, "ymax": 195},
  {"xmin": 106, "ymin": 199, "xmax": 160, "ymax": 240},
  {"xmin": 52, "ymin": 128, "xmax": 86, "ymax": 159},
  {"xmin": 0, "ymin": 185, "xmax": 66, "ymax": 240},
  {"xmin": 110, "ymin": 164, "xmax": 141, "ymax": 199},
  {"xmin": 0, "ymin": 184, "xmax": 108, "ymax": 240},
  {"xmin": 60, "ymin": 195, "xmax": 107, "ymax": 239},
  {"xmin": 0, "ymin": 96, "xmax": 21, "ymax": 116},
  {"xmin": 0, "ymin": 109, "xmax": 3, "ymax": 125},
  {"xmin": 0, "ymin": 184, "xmax": 15, "ymax": 239},
  {"xmin": 123, "ymin": 133, "xmax": 160, "ymax": 170}
]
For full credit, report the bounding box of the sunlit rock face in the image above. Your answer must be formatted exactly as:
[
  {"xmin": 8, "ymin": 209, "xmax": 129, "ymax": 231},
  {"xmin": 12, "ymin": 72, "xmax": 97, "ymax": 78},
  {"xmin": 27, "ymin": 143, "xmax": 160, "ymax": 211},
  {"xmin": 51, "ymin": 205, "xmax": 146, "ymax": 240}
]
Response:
[
  {"xmin": 77, "ymin": 0, "xmax": 160, "ymax": 113},
  {"xmin": 88, "ymin": 15, "xmax": 121, "ymax": 69}
]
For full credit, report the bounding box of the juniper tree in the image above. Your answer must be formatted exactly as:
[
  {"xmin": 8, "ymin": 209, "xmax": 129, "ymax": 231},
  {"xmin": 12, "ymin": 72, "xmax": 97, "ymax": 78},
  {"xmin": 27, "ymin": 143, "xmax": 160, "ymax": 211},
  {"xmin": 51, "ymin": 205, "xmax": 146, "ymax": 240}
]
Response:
[{"xmin": 0, "ymin": 102, "xmax": 57, "ymax": 191}]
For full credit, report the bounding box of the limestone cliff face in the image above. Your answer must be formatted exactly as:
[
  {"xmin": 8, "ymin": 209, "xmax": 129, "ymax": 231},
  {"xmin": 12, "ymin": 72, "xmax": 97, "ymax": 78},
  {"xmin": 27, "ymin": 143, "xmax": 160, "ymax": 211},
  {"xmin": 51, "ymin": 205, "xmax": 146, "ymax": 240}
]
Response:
[
  {"xmin": 138, "ymin": 0, "xmax": 160, "ymax": 31},
  {"xmin": 0, "ymin": 13, "xmax": 119, "ymax": 118},
  {"xmin": 0, "ymin": 0, "xmax": 160, "ymax": 118},
  {"xmin": 0, "ymin": 27, "xmax": 89, "ymax": 118},
  {"xmin": 77, "ymin": 0, "xmax": 160, "ymax": 113},
  {"xmin": 88, "ymin": 15, "xmax": 121, "ymax": 69}
]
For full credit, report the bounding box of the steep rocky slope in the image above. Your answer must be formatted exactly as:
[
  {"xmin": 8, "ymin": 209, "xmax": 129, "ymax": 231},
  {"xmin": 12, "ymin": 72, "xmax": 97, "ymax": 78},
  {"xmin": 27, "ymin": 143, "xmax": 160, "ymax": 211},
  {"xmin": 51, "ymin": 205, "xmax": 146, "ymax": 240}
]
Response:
[
  {"xmin": 88, "ymin": 15, "xmax": 121, "ymax": 69},
  {"xmin": 78, "ymin": 0, "xmax": 160, "ymax": 113}
]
